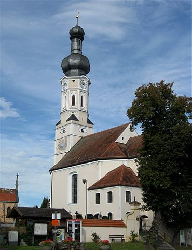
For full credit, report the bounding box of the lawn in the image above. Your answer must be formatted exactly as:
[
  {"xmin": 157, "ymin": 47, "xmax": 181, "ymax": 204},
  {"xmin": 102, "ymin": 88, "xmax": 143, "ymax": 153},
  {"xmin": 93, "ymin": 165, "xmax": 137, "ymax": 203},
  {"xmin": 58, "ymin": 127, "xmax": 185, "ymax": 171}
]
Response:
[
  {"xmin": 0, "ymin": 242, "xmax": 145, "ymax": 250},
  {"xmin": 0, "ymin": 242, "xmax": 191, "ymax": 250}
]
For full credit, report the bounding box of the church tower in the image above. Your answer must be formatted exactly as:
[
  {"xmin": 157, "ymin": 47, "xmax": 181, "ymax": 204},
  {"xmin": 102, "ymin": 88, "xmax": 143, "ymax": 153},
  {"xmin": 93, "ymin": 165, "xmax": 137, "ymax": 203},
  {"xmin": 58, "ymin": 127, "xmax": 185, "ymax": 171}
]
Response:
[{"xmin": 54, "ymin": 17, "xmax": 93, "ymax": 164}]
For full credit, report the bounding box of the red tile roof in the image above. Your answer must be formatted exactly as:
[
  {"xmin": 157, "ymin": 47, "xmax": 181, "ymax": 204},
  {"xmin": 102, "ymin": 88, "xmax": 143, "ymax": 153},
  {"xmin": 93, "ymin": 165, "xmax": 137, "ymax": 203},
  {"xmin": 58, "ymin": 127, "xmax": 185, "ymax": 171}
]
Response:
[
  {"xmin": 50, "ymin": 123, "xmax": 130, "ymax": 171},
  {"xmin": 0, "ymin": 188, "xmax": 18, "ymax": 202},
  {"xmin": 82, "ymin": 219, "xmax": 126, "ymax": 228},
  {"xmin": 126, "ymin": 135, "xmax": 142, "ymax": 157},
  {"xmin": 88, "ymin": 165, "xmax": 141, "ymax": 190},
  {"xmin": 50, "ymin": 123, "xmax": 142, "ymax": 172}
]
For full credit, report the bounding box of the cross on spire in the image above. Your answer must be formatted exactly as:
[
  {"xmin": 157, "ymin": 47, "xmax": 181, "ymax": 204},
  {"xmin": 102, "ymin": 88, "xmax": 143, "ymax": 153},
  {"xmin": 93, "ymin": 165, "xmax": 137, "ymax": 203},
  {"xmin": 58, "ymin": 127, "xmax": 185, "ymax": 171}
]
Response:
[{"xmin": 76, "ymin": 9, "xmax": 79, "ymax": 25}]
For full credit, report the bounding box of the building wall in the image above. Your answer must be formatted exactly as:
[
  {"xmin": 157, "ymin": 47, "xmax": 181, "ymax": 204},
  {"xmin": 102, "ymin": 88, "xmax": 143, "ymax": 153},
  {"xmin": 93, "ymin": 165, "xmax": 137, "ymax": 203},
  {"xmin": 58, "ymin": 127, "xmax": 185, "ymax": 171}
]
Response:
[
  {"xmin": 0, "ymin": 202, "xmax": 17, "ymax": 223},
  {"xmin": 82, "ymin": 226, "xmax": 126, "ymax": 243},
  {"xmin": 51, "ymin": 158, "xmax": 142, "ymax": 220}
]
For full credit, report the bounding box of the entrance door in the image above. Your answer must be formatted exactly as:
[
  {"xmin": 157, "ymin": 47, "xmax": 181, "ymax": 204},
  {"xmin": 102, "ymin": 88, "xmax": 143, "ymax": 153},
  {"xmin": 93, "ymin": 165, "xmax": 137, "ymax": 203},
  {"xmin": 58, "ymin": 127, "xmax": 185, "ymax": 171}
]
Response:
[{"xmin": 67, "ymin": 220, "xmax": 82, "ymax": 242}]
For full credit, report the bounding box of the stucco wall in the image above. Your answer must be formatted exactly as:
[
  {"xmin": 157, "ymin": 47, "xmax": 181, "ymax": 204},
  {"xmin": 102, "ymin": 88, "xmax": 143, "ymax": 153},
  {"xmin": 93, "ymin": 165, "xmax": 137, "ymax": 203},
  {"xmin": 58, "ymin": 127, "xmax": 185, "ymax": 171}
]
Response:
[
  {"xmin": 51, "ymin": 158, "xmax": 141, "ymax": 220},
  {"xmin": 82, "ymin": 226, "xmax": 126, "ymax": 243}
]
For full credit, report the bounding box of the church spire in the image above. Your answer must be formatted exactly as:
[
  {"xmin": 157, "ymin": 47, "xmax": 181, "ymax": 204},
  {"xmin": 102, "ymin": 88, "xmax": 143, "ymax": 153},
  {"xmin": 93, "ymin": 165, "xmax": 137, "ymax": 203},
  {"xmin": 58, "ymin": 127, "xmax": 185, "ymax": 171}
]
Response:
[
  {"xmin": 61, "ymin": 15, "xmax": 90, "ymax": 76},
  {"xmin": 54, "ymin": 18, "xmax": 93, "ymax": 165}
]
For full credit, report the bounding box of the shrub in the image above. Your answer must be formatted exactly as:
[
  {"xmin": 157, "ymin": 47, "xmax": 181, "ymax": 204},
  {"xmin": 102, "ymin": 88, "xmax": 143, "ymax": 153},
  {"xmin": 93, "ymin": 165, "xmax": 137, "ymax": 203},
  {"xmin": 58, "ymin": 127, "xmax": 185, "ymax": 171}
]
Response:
[{"xmin": 91, "ymin": 232, "xmax": 100, "ymax": 243}]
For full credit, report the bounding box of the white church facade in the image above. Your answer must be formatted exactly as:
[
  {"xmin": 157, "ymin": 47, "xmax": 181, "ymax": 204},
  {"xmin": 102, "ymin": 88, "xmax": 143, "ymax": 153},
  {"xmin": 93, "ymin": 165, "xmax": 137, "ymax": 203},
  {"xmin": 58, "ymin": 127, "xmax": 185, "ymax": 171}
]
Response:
[{"xmin": 50, "ymin": 18, "xmax": 153, "ymax": 241}]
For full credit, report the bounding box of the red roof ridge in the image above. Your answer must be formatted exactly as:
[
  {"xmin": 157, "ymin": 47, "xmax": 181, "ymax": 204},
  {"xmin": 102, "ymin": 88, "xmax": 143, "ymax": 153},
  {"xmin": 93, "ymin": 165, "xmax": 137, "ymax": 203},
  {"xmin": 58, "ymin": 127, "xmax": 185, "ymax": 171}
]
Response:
[
  {"xmin": 100, "ymin": 142, "xmax": 127, "ymax": 159},
  {"xmin": 50, "ymin": 123, "xmax": 131, "ymax": 172},
  {"xmin": 88, "ymin": 164, "xmax": 141, "ymax": 190}
]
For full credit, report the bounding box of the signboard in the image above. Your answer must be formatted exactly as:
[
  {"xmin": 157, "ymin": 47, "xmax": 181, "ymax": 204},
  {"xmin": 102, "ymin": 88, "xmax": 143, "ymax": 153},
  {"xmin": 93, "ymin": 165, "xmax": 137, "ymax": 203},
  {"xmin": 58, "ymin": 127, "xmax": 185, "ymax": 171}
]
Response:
[
  {"xmin": 34, "ymin": 223, "xmax": 47, "ymax": 236},
  {"xmin": 52, "ymin": 219, "xmax": 59, "ymax": 227},
  {"xmin": 57, "ymin": 229, "xmax": 65, "ymax": 242}
]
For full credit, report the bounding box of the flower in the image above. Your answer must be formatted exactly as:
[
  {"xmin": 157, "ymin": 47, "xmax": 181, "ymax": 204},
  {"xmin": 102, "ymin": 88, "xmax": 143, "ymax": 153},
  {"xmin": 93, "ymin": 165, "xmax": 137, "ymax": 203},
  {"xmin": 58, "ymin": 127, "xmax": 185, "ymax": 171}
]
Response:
[
  {"xmin": 100, "ymin": 240, "xmax": 109, "ymax": 245},
  {"xmin": 39, "ymin": 239, "xmax": 54, "ymax": 247},
  {"xmin": 62, "ymin": 237, "xmax": 77, "ymax": 246}
]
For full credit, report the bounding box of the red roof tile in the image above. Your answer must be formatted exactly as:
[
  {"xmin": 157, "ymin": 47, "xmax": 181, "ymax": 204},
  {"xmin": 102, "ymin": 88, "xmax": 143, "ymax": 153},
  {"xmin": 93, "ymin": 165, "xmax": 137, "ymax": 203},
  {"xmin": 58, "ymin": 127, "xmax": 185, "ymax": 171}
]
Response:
[
  {"xmin": 0, "ymin": 188, "xmax": 18, "ymax": 202},
  {"xmin": 82, "ymin": 219, "xmax": 126, "ymax": 228},
  {"xmin": 50, "ymin": 123, "xmax": 131, "ymax": 171},
  {"xmin": 88, "ymin": 165, "xmax": 141, "ymax": 190},
  {"xmin": 127, "ymin": 135, "xmax": 142, "ymax": 157}
]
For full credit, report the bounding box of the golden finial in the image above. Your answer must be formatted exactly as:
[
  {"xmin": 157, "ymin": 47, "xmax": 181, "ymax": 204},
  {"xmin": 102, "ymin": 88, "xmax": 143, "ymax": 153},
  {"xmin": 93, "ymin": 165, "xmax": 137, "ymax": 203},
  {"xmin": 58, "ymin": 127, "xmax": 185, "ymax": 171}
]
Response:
[{"xmin": 76, "ymin": 9, "xmax": 79, "ymax": 25}]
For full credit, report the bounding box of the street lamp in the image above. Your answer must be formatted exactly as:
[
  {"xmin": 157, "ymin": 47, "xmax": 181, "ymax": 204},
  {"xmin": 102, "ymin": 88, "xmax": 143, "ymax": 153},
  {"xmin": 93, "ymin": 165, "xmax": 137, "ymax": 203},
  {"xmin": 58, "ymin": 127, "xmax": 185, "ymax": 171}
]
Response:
[{"xmin": 82, "ymin": 179, "xmax": 87, "ymax": 219}]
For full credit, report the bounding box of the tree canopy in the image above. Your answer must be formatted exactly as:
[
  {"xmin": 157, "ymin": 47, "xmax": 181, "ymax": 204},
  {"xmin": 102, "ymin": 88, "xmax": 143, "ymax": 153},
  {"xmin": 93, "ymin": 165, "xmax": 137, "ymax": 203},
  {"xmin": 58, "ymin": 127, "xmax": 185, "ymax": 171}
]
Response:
[
  {"xmin": 40, "ymin": 197, "xmax": 49, "ymax": 208},
  {"xmin": 127, "ymin": 81, "xmax": 192, "ymax": 232}
]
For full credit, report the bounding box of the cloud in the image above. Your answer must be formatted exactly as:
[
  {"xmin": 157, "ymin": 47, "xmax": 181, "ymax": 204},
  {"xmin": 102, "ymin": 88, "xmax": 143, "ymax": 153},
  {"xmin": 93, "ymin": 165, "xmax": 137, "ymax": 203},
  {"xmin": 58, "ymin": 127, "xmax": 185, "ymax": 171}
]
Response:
[
  {"xmin": 0, "ymin": 97, "xmax": 20, "ymax": 118},
  {"xmin": 0, "ymin": 133, "xmax": 53, "ymax": 207},
  {"xmin": 53, "ymin": 0, "xmax": 138, "ymax": 41}
]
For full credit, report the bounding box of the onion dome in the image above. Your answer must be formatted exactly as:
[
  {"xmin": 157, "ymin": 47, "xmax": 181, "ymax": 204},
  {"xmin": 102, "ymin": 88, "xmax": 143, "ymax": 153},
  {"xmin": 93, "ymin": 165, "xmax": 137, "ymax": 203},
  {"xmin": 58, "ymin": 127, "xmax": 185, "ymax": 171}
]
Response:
[
  {"xmin": 70, "ymin": 25, "xmax": 85, "ymax": 41},
  {"xmin": 61, "ymin": 24, "xmax": 90, "ymax": 76}
]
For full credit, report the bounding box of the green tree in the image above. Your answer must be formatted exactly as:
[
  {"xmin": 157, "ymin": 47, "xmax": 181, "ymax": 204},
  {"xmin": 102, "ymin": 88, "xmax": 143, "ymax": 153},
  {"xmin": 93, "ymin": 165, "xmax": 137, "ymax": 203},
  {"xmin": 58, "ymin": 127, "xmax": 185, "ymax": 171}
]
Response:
[
  {"xmin": 40, "ymin": 197, "xmax": 49, "ymax": 208},
  {"xmin": 127, "ymin": 81, "xmax": 192, "ymax": 239}
]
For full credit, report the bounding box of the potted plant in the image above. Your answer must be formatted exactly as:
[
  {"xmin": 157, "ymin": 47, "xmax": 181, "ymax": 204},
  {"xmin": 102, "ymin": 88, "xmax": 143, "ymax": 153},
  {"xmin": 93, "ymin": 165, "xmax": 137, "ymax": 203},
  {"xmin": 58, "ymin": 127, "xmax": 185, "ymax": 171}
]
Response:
[
  {"xmin": 99, "ymin": 240, "xmax": 111, "ymax": 250},
  {"xmin": 39, "ymin": 239, "xmax": 54, "ymax": 250}
]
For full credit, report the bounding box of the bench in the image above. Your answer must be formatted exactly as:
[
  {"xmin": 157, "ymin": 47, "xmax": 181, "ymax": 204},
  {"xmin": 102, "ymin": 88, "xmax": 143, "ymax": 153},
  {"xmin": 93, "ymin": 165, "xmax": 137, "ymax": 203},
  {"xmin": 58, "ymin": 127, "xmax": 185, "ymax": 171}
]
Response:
[{"xmin": 109, "ymin": 235, "xmax": 125, "ymax": 242}]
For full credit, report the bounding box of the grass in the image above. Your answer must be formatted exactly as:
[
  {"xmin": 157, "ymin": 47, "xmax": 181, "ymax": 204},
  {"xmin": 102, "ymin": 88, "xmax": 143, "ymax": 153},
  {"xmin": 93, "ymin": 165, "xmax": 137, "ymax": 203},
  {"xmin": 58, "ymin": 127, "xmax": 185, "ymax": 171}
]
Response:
[
  {"xmin": 0, "ymin": 242, "xmax": 146, "ymax": 250},
  {"xmin": 0, "ymin": 242, "xmax": 191, "ymax": 250}
]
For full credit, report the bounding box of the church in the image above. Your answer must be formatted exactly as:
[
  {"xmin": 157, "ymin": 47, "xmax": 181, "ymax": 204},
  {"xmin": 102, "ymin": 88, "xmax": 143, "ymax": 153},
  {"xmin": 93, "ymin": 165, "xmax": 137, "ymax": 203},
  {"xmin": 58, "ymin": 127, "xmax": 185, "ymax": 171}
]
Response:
[{"xmin": 49, "ymin": 17, "xmax": 153, "ymax": 241}]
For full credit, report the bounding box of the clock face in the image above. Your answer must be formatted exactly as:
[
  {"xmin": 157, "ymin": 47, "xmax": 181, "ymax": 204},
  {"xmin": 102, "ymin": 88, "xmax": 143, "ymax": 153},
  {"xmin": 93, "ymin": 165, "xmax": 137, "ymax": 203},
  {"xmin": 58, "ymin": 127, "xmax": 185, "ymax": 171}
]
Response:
[
  {"xmin": 57, "ymin": 137, "xmax": 67, "ymax": 152},
  {"xmin": 80, "ymin": 79, "xmax": 87, "ymax": 90}
]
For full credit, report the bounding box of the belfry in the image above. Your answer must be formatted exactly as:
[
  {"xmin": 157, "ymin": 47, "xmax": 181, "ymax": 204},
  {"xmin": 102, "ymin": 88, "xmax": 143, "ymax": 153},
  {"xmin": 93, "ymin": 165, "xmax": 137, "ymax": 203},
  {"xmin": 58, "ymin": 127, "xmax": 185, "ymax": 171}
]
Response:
[{"xmin": 54, "ymin": 16, "xmax": 93, "ymax": 165}]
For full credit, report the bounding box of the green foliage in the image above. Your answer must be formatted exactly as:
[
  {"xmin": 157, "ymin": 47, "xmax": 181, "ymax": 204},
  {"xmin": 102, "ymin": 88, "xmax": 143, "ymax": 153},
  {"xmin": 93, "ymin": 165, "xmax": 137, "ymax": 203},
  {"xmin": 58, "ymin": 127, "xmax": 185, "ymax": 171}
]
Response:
[
  {"xmin": 127, "ymin": 81, "xmax": 192, "ymax": 234},
  {"xmin": 129, "ymin": 230, "xmax": 138, "ymax": 242},
  {"xmin": 40, "ymin": 197, "xmax": 49, "ymax": 208},
  {"xmin": 19, "ymin": 224, "xmax": 34, "ymax": 246},
  {"xmin": 91, "ymin": 232, "xmax": 100, "ymax": 243}
]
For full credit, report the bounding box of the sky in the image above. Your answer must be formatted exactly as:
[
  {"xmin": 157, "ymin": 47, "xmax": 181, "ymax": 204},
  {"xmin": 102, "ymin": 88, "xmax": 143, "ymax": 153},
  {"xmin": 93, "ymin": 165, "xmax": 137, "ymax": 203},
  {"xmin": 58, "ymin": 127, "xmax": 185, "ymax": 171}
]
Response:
[{"xmin": 0, "ymin": 0, "xmax": 191, "ymax": 208}]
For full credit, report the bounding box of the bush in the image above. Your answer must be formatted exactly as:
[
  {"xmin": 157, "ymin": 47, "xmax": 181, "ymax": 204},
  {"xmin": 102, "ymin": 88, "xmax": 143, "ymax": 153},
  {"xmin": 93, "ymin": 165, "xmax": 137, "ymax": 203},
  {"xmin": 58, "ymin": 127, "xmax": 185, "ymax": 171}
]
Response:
[{"xmin": 91, "ymin": 232, "xmax": 100, "ymax": 243}]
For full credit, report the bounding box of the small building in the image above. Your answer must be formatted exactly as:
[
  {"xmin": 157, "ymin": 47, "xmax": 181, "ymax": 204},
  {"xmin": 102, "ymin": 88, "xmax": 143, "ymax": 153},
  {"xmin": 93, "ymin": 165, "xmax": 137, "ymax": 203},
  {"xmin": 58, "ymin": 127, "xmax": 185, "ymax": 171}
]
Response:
[
  {"xmin": 0, "ymin": 175, "xmax": 19, "ymax": 224},
  {"xmin": 7, "ymin": 207, "xmax": 72, "ymax": 228}
]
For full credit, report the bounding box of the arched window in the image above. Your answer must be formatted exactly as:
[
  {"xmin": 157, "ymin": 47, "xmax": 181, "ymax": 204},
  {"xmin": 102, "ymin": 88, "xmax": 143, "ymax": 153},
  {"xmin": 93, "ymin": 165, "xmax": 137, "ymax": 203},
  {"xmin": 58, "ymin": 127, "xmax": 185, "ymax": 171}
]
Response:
[
  {"xmin": 108, "ymin": 212, "xmax": 113, "ymax": 220},
  {"xmin": 72, "ymin": 95, "xmax": 75, "ymax": 106},
  {"xmin": 107, "ymin": 191, "xmax": 113, "ymax": 203},
  {"xmin": 72, "ymin": 173, "xmax": 77, "ymax": 203},
  {"xmin": 95, "ymin": 193, "xmax": 100, "ymax": 204},
  {"xmin": 81, "ymin": 95, "xmax": 84, "ymax": 107},
  {"xmin": 126, "ymin": 191, "xmax": 131, "ymax": 203}
]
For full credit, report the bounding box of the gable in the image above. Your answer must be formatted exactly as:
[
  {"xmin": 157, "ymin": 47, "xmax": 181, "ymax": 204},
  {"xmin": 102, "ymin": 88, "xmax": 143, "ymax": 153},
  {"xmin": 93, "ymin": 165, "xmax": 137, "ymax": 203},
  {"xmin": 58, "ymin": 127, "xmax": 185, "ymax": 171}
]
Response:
[
  {"xmin": 88, "ymin": 164, "xmax": 141, "ymax": 190},
  {"xmin": 50, "ymin": 123, "xmax": 131, "ymax": 171},
  {"xmin": 0, "ymin": 188, "xmax": 18, "ymax": 202}
]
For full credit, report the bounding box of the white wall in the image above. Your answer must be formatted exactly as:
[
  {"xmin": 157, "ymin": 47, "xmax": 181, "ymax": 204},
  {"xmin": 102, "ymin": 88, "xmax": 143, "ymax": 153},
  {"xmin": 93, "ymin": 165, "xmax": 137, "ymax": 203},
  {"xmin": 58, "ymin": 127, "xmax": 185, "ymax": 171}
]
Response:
[{"xmin": 82, "ymin": 226, "xmax": 126, "ymax": 243}]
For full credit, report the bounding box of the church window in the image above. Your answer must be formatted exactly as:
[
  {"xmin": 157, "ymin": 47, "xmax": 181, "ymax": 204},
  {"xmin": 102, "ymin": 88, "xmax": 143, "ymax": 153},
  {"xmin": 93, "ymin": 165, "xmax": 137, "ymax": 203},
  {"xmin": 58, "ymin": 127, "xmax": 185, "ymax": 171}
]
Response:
[
  {"xmin": 107, "ymin": 191, "xmax": 113, "ymax": 203},
  {"xmin": 108, "ymin": 212, "xmax": 113, "ymax": 220},
  {"xmin": 96, "ymin": 193, "xmax": 100, "ymax": 204},
  {"xmin": 72, "ymin": 173, "xmax": 77, "ymax": 203},
  {"xmin": 81, "ymin": 95, "xmax": 84, "ymax": 107},
  {"xmin": 72, "ymin": 95, "xmax": 75, "ymax": 106},
  {"xmin": 126, "ymin": 190, "xmax": 131, "ymax": 203}
]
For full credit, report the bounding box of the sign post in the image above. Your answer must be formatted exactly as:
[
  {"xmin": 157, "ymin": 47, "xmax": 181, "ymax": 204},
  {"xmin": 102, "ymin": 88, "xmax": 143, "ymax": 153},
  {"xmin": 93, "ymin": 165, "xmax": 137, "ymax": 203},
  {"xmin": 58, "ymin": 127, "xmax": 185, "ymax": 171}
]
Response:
[{"xmin": 52, "ymin": 212, "xmax": 61, "ymax": 247}]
